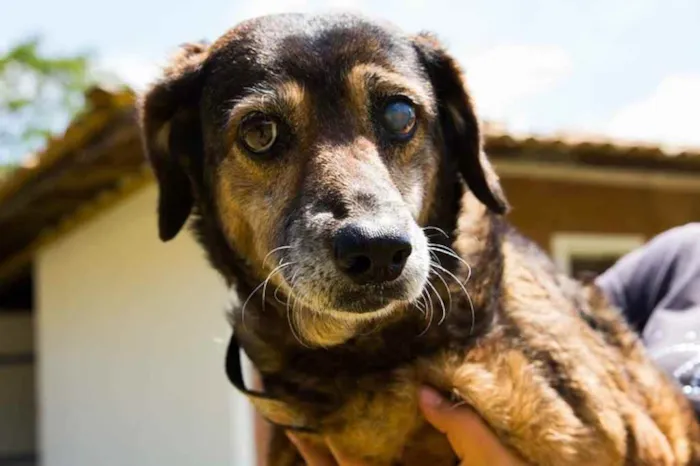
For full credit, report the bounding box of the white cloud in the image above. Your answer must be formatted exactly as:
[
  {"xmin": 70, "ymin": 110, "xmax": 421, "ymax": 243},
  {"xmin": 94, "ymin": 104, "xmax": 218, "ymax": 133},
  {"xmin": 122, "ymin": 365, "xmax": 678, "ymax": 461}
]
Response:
[
  {"xmin": 232, "ymin": 0, "xmax": 367, "ymax": 22},
  {"xmin": 463, "ymin": 45, "xmax": 573, "ymax": 122},
  {"xmin": 325, "ymin": 0, "xmax": 365, "ymax": 9},
  {"xmin": 608, "ymin": 74, "xmax": 700, "ymax": 149},
  {"xmin": 95, "ymin": 55, "xmax": 162, "ymax": 91},
  {"xmin": 234, "ymin": 0, "xmax": 312, "ymax": 21}
]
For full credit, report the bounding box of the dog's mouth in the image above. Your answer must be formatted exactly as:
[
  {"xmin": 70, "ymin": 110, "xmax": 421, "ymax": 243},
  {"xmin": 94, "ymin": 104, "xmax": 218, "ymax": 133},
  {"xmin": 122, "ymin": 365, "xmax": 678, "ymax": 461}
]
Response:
[
  {"xmin": 281, "ymin": 275, "xmax": 426, "ymax": 316},
  {"xmin": 328, "ymin": 280, "xmax": 421, "ymax": 313},
  {"xmin": 279, "ymin": 229, "xmax": 430, "ymax": 317}
]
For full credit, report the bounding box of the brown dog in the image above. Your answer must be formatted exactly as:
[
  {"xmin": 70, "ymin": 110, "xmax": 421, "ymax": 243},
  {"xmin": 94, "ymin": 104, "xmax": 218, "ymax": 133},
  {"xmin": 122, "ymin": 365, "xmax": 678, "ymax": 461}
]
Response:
[{"xmin": 137, "ymin": 12, "xmax": 700, "ymax": 466}]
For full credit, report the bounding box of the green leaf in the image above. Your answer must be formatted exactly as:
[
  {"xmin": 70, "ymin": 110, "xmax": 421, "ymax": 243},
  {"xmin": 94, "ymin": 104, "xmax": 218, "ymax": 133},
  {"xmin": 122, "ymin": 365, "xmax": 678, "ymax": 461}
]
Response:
[{"xmin": 0, "ymin": 35, "xmax": 96, "ymax": 162}]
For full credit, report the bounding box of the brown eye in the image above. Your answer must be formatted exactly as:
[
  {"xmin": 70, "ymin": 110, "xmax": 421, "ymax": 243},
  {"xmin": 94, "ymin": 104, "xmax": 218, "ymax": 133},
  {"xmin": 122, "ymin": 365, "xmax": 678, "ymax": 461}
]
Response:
[
  {"xmin": 383, "ymin": 99, "xmax": 416, "ymax": 140},
  {"xmin": 240, "ymin": 113, "xmax": 278, "ymax": 154}
]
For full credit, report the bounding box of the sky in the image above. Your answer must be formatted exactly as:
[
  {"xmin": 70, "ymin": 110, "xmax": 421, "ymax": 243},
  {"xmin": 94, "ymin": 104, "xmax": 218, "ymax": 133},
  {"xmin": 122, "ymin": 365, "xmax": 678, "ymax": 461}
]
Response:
[{"xmin": 2, "ymin": 0, "xmax": 699, "ymax": 151}]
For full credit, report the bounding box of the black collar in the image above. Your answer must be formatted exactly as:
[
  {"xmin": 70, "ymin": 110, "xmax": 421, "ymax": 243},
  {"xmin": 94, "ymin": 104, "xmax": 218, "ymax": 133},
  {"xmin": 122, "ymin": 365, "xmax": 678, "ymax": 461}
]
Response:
[{"xmin": 225, "ymin": 331, "xmax": 318, "ymax": 433}]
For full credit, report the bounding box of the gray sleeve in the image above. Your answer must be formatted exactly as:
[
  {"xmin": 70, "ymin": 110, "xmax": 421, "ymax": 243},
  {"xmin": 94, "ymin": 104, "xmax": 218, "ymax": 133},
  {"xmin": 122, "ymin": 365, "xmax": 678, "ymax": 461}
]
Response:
[
  {"xmin": 595, "ymin": 223, "xmax": 700, "ymax": 333},
  {"xmin": 594, "ymin": 224, "xmax": 700, "ymax": 417}
]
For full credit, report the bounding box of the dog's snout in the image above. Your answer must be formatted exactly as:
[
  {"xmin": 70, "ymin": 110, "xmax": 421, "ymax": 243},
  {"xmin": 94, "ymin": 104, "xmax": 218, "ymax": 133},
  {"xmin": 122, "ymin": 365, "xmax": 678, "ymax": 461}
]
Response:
[{"xmin": 333, "ymin": 224, "xmax": 413, "ymax": 284}]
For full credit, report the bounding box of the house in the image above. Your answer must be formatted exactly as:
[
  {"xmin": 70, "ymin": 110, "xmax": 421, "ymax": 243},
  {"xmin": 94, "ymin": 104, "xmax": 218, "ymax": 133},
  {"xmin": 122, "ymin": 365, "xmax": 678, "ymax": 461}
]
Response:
[{"xmin": 1, "ymin": 86, "xmax": 698, "ymax": 466}]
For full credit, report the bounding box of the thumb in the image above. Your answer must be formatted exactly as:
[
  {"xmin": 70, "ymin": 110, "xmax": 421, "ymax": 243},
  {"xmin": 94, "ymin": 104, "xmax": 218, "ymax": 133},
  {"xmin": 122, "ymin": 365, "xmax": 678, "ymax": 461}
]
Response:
[
  {"xmin": 418, "ymin": 386, "xmax": 481, "ymax": 437},
  {"xmin": 418, "ymin": 386, "xmax": 525, "ymax": 466}
]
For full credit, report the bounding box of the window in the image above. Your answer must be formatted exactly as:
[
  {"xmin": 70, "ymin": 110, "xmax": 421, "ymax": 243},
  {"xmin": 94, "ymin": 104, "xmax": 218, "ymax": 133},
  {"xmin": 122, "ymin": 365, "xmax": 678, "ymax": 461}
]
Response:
[{"xmin": 550, "ymin": 233, "xmax": 645, "ymax": 281}]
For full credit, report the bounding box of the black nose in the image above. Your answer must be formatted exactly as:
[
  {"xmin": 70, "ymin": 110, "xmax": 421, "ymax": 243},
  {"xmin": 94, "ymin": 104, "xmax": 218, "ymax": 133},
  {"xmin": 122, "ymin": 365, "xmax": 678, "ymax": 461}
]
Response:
[{"xmin": 333, "ymin": 225, "xmax": 413, "ymax": 284}]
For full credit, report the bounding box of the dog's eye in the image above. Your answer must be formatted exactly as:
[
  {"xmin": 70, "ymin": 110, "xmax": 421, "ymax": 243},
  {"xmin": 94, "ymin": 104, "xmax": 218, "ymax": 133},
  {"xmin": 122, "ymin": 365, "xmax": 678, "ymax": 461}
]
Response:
[
  {"xmin": 382, "ymin": 99, "xmax": 416, "ymax": 139},
  {"xmin": 239, "ymin": 113, "xmax": 278, "ymax": 154}
]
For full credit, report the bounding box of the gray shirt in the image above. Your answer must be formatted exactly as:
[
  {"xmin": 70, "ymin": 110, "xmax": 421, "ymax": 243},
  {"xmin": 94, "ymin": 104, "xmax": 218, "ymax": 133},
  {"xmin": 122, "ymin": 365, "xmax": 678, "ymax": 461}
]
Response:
[{"xmin": 595, "ymin": 223, "xmax": 700, "ymax": 411}]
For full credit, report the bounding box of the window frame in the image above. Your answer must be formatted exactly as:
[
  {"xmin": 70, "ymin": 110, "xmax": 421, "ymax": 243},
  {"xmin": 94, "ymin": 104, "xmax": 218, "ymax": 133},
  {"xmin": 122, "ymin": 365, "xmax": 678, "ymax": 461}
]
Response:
[{"xmin": 550, "ymin": 232, "xmax": 645, "ymax": 276}]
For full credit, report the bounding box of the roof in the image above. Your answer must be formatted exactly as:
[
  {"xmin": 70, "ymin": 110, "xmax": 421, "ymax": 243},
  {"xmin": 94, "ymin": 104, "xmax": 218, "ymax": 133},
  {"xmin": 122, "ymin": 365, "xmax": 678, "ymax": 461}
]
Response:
[
  {"xmin": 487, "ymin": 132, "xmax": 700, "ymax": 174},
  {"xmin": 0, "ymin": 87, "xmax": 699, "ymax": 286},
  {"xmin": 0, "ymin": 86, "xmax": 151, "ymax": 287}
]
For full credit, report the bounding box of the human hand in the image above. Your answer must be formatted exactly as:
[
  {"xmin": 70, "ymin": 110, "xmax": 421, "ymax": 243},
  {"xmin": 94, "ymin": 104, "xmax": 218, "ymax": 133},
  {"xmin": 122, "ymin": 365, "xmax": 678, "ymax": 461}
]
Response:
[{"xmin": 287, "ymin": 386, "xmax": 526, "ymax": 465}]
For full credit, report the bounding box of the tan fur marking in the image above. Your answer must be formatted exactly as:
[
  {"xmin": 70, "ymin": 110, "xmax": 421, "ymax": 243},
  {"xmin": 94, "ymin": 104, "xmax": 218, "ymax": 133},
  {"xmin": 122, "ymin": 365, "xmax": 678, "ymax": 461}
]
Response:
[
  {"xmin": 215, "ymin": 80, "xmax": 312, "ymax": 288},
  {"xmin": 347, "ymin": 63, "xmax": 434, "ymax": 114},
  {"xmin": 225, "ymin": 80, "xmax": 310, "ymax": 150}
]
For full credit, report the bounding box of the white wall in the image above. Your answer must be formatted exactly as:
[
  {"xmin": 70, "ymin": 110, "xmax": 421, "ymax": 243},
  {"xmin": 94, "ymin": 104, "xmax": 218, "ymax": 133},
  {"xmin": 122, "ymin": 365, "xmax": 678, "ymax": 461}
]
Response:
[
  {"xmin": 36, "ymin": 184, "xmax": 256, "ymax": 466},
  {"xmin": 0, "ymin": 313, "xmax": 35, "ymax": 460}
]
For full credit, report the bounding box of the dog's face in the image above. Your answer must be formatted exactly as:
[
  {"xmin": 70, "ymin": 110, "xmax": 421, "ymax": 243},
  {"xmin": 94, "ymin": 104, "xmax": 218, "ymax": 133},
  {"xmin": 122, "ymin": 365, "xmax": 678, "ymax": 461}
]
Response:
[{"xmin": 139, "ymin": 13, "xmax": 508, "ymax": 341}]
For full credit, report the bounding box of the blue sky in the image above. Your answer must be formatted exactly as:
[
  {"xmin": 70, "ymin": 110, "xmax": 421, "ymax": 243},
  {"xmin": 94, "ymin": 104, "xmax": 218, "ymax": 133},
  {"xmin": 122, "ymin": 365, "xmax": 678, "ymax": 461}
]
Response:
[{"xmin": 2, "ymin": 0, "xmax": 699, "ymax": 150}]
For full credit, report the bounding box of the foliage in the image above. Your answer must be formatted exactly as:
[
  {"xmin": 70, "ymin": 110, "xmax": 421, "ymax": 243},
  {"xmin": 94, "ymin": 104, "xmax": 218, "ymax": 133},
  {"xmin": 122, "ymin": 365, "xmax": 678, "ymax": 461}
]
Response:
[{"xmin": 0, "ymin": 36, "xmax": 94, "ymax": 165}]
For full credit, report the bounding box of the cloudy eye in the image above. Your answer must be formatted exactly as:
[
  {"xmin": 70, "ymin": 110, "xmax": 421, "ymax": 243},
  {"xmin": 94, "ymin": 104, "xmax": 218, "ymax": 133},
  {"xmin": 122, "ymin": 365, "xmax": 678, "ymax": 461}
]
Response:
[
  {"xmin": 382, "ymin": 99, "xmax": 417, "ymax": 139},
  {"xmin": 239, "ymin": 112, "xmax": 278, "ymax": 154}
]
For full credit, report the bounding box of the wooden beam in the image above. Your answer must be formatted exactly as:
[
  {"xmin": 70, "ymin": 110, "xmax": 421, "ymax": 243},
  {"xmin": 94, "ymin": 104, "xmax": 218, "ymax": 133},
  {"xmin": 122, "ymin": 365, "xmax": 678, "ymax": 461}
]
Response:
[
  {"xmin": 0, "ymin": 123, "xmax": 138, "ymax": 223},
  {"xmin": 9, "ymin": 197, "xmax": 87, "ymax": 215},
  {"xmin": 3, "ymin": 202, "xmax": 83, "ymax": 222},
  {"xmin": 60, "ymin": 166, "xmax": 140, "ymax": 187},
  {"xmin": 56, "ymin": 166, "xmax": 142, "ymax": 193},
  {"xmin": 0, "ymin": 92, "xmax": 134, "ymax": 205},
  {"xmin": 493, "ymin": 159, "xmax": 700, "ymax": 192}
]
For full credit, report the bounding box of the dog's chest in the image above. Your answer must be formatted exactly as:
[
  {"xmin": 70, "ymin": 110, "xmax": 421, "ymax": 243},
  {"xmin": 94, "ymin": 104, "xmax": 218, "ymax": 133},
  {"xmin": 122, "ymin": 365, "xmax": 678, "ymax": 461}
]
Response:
[{"xmin": 294, "ymin": 361, "xmax": 458, "ymax": 465}]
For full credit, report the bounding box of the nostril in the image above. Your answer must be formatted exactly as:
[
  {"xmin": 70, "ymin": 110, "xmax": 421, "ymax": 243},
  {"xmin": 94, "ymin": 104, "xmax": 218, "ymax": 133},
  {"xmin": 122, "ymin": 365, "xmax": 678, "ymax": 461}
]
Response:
[
  {"xmin": 345, "ymin": 254, "xmax": 372, "ymax": 276},
  {"xmin": 391, "ymin": 245, "xmax": 412, "ymax": 266},
  {"xmin": 333, "ymin": 236, "xmax": 372, "ymax": 277}
]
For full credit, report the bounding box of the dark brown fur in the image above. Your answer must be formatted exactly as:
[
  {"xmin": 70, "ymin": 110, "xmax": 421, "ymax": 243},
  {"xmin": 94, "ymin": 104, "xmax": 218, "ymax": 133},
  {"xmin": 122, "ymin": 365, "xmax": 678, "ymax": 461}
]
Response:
[{"xmin": 137, "ymin": 12, "xmax": 700, "ymax": 465}]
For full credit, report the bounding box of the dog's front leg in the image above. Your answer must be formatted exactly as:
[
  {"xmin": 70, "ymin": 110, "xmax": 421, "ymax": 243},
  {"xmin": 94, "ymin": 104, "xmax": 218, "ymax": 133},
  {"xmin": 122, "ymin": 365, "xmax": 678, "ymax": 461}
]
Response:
[{"xmin": 421, "ymin": 346, "xmax": 626, "ymax": 466}]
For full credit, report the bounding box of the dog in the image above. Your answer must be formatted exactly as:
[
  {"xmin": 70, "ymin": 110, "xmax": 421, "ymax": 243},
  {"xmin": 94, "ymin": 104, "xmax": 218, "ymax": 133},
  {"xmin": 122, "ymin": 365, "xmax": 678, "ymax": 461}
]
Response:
[{"xmin": 137, "ymin": 12, "xmax": 700, "ymax": 465}]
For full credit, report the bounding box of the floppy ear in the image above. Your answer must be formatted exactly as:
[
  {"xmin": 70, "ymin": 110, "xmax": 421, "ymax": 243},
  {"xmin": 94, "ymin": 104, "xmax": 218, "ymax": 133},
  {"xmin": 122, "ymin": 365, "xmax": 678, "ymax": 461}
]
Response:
[
  {"xmin": 138, "ymin": 42, "xmax": 209, "ymax": 241},
  {"xmin": 412, "ymin": 33, "xmax": 509, "ymax": 214}
]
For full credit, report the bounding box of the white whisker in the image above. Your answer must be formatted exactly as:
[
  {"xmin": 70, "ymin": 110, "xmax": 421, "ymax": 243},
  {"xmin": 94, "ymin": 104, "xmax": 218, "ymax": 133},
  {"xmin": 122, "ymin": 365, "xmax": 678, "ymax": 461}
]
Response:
[
  {"xmin": 429, "ymin": 244, "xmax": 473, "ymax": 283},
  {"xmin": 429, "ymin": 250, "xmax": 442, "ymax": 266},
  {"xmin": 426, "ymin": 288, "xmax": 435, "ymax": 322},
  {"xmin": 240, "ymin": 261, "xmax": 296, "ymax": 329},
  {"xmin": 422, "ymin": 226, "xmax": 449, "ymax": 238},
  {"xmin": 284, "ymin": 270, "xmax": 300, "ymax": 309},
  {"xmin": 262, "ymin": 245, "xmax": 293, "ymax": 269},
  {"xmin": 273, "ymin": 285, "xmax": 286, "ymax": 305},
  {"xmin": 425, "ymin": 278, "xmax": 447, "ymax": 328},
  {"xmin": 261, "ymin": 262, "xmax": 295, "ymax": 312},
  {"xmin": 286, "ymin": 274, "xmax": 311, "ymax": 348},
  {"xmin": 429, "ymin": 264, "xmax": 453, "ymax": 325},
  {"xmin": 417, "ymin": 288, "xmax": 436, "ymax": 337},
  {"xmin": 240, "ymin": 280, "xmax": 267, "ymax": 331},
  {"xmin": 431, "ymin": 262, "xmax": 476, "ymax": 336},
  {"xmin": 414, "ymin": 298, "xmax": 427, "ymax": 316},
  {"xmin": 288, "ymin": 305, "xmax": 307, "ymax": 348}
]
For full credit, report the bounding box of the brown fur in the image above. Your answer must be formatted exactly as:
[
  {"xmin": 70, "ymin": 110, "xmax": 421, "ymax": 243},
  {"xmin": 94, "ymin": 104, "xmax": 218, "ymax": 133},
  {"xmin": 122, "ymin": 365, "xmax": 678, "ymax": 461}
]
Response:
[{"xmin": 137, "ymin": 12, "xmax": 700, "ymax": 465}]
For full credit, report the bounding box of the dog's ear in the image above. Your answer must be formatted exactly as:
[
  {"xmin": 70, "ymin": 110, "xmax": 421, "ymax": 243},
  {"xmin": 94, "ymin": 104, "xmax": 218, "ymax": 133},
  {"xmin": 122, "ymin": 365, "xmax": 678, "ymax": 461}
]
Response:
[
  {"xmin": 412, "ymin": 33, "xmax": 509, "ymax": 214},
  {"xmin": 138, "ymin": 42, "xmax": 210, "ymax": 241}
]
